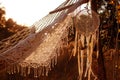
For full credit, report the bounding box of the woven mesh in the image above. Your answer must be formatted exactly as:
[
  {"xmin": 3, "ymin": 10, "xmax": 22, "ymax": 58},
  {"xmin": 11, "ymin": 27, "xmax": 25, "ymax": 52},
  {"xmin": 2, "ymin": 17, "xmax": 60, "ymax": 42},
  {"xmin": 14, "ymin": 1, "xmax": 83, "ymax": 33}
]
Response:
[{"xmin": 75, "ymin": 9, "xmax": 100, "ymax": 36}]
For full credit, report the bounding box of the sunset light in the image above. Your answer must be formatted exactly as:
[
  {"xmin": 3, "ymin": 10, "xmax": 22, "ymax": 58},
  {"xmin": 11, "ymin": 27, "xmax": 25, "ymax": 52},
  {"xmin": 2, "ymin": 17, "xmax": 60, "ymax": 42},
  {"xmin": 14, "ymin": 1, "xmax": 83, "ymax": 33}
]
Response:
[{"xmin": 0, "ymin": 0, "xmax": 65, "ymax": 26}]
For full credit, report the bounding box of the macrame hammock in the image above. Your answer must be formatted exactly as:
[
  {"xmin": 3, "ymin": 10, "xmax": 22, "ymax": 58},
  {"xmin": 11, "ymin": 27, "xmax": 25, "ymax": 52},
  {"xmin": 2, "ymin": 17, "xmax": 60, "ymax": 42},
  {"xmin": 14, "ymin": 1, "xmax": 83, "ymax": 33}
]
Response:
[
  {"xmin": 0, "ymin": 0, "xmax": 100, "ymax": 80},
  {"xmin": 0, "ymin": 12, "xmax": 71, "ymax": 78},
  {"xmin": 72, "ymin": 1, "xmax": 100, "ymax": 80}
]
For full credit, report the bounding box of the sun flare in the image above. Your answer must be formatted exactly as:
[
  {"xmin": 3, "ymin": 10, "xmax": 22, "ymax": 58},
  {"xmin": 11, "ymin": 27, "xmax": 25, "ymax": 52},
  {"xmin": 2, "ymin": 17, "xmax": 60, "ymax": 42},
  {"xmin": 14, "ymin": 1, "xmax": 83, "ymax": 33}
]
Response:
[{"xmin": 0, "ymin": 0, "xmax": 65, "ymax": 26}]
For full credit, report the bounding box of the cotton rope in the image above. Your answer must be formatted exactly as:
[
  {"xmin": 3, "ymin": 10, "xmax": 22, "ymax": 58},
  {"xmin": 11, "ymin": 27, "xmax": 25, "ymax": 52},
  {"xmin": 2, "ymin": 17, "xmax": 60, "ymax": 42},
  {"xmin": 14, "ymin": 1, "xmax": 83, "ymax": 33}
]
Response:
[{"xmin": 72, "ymin": 0, "xmax": 100, "ymax": 80}]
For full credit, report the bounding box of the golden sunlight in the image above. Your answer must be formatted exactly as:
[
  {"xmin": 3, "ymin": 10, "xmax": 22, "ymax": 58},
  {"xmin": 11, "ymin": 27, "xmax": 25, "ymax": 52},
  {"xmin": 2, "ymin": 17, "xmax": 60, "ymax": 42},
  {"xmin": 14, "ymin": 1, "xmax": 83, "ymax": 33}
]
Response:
[{"xmin": 0, "ymin": 0, "xmax": 65, "ymax": 26}]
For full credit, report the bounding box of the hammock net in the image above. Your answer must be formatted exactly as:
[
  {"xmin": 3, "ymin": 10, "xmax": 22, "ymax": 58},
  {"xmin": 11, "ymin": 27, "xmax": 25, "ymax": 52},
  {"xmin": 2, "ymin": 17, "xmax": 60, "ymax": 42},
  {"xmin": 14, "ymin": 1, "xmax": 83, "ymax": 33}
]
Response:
[{"xmin": 0, "ymin": 0, "xmax": 100, "ymax": 80}]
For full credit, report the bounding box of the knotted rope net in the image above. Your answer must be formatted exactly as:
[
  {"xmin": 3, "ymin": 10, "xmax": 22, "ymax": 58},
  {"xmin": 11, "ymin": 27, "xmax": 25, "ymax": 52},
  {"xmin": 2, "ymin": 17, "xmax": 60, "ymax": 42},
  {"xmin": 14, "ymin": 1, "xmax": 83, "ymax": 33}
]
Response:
[{"xmin": 72, "ymin": 2, "xmax": 100, "ymax": 80}]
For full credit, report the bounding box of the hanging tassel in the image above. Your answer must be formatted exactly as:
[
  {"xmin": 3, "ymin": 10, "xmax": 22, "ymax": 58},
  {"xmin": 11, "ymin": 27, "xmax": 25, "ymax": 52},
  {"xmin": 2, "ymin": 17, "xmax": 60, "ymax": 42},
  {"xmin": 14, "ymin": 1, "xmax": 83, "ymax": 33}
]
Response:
[
  {"xmin": 96, "ymin": 31, "xmax": 99, "ymax": 59},
  {"xmin": 52, "ymin": 56, "xmax": 57, "ymax": 67},
  {"xmin": 88, "ymin": 35, "xmax": 98, "ymax": 80},
  {"xmin": 23, "ymin": 67, "xmax": 27, "ymax": 77},
  {"xmin": 7, "ymin": 66, "xmax": 11, "ymax": 74},
  {"xmin": 51, "ymin": 58, "xmax": 55, "ymax": 68},
  {"xmin": 34, "ymin": 68, "xmax": 38, "ymax": 78},
  {"xmin": 11, "ymin": 65, "xmax": 14, "ymax": 74},
  {"xmin": 13, "ymin": 65, "xmax": 16, "ymax": 74},
  {"xmin": 80, "ymin": 50, "xmax": 84, "ymax": 80},
  {"xmin": 42, "ymin": 67, "xmax": 44, "ymax": 76},
  {"xmin": 77, "ymin": 33, "xmax": 82, "ymax": 80},
  {"xmin": 60, "ymin": 44, "xmax": 63, "ymax": 56},
  {"xmin": 20, "ymin": 66, "xmax": 23, "ymax": 76},
  {"xmin": 78, "ymin": 46, "xmax": 81, "ymax": 80},
  {"xmin": 84, "ymin": 35, "xmax": 90, "ymax": 77},
  {"xmin": 55, "ymin": 55, "xmax": 58, "ymax": 65},
  {"xmin": 27, "ymin": 66, "xmax": 30, "ymax": 75},
  {"xmin": 17, "ymin": 65, "xmax": 20, "ymax": 73},
  {"xmin": 73, "ymin": 30, "xmax": 78, "ymax": 56},
  {"xmin": 9, "ymin": 66, "xmax": 12, "ymax": 74},
  {"xmin": 38, "ymin": 67, "xmax": 42, "ymax": 77},
  {"xmin": 56, "ymin": 47, "xmax": 60, "ymax": 57},
  {"xmin": 45, "ymin": 67, "xmax": 49, "ymax": 76},
  {"xmin": 53, "ymin": 57, "xmax": 55, "ymax": 67},
  {"xmin": 48, "ymin": 62, "xmax": 51, "ymax": 71},
  {"xmin": 88, "ymin": 35, "xmax": 93, "ymax": 80}
]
